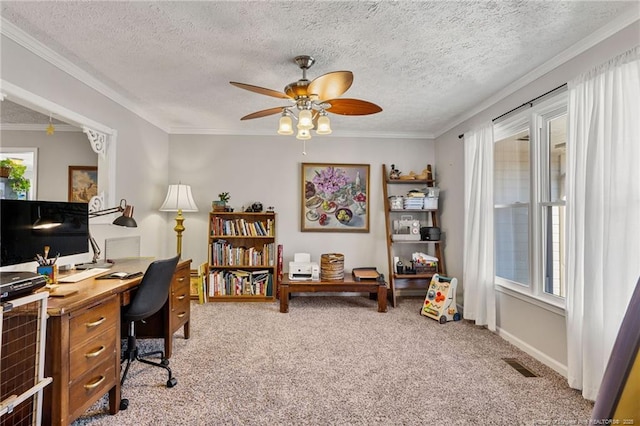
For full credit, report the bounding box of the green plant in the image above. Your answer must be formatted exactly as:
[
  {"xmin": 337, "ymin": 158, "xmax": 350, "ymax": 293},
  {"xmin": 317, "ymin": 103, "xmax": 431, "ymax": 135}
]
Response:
[
  {"xmin": 0, "ymin": 159, "xmax": 31, "ymax": 194},
  {"xmin": 218, "ymin": 192, "xmax": 230, "ymax": 203}
]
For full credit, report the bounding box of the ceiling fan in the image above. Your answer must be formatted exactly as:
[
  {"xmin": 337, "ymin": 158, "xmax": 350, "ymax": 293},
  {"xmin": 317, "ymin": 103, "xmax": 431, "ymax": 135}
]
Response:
[{"xmin": 230, "ymin": 55, "xmax": 382, "ymax": 139}]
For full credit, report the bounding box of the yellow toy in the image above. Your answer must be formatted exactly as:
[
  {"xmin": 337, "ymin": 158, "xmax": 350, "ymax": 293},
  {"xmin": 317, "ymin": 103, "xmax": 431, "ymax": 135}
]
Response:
[{"xmin": 421, "ymin": 274, "xmax": 461, "ymax": 324}]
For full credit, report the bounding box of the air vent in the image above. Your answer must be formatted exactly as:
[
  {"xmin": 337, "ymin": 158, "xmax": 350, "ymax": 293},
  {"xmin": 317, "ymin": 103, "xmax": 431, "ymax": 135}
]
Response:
[{"xmin": 502, "ymin": 358, "xmax": 538, "ymax": 377}]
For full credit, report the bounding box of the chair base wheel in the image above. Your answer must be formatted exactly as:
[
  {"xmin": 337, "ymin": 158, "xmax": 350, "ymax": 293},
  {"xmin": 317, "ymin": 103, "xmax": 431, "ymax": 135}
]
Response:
[
  {"xmin": 167, "ymin": 377, "xmax": 177, "ymax": 388},
  {"xmin": 119, "ymin": 399, "xmax": 129, "ymax": 410},
  {"xmin": 160, "ymin": 358, "xmax": 169, "ymax": 366}
]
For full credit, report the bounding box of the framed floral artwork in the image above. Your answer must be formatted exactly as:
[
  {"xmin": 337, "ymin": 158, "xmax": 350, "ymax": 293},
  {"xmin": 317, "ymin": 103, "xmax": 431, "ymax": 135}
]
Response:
[
  {"xmin": 68, "ymin": 165, "xmax": 98, "ymax": 202},
  {"xmin": 301, "ymin": 163, "xmax": 370, "ymax": 232}
]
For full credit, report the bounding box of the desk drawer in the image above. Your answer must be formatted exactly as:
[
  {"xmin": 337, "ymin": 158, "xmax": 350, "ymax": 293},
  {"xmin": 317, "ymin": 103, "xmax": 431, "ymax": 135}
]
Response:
[
  {"xmin": 172, "ymin": 265, "xmax": 190, "ymax": 293},
  {"xmin": 70, "ymin": 295, "xmax": 119, "ymax": 345},
  {"xmin": 68, "ymin": 358, "xmax": 117, "ymax": 421},
  {"xmin": 172, "ymin": 279, "xmax": 190, "ymax": 325},
  {"xmin": 69, "ymin": 326, "xmax": 117, "ymax": 382}
]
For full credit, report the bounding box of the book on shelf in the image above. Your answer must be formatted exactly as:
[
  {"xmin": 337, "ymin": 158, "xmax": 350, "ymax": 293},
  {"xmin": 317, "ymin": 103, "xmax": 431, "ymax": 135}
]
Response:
[
  {"xmin": 209, "ymin": 240, "xmax": 275, "ymax": 267},
  {"xmin": 276, "ymin": 244, "xmax": 283, "ymax": 299},
  {"xmin": 209, "ymin": 216, "xmax": 274, "ymax": 237},
  {"xmin": 207, "ymin": 269, "xmax": 273, "ymax": 297}
]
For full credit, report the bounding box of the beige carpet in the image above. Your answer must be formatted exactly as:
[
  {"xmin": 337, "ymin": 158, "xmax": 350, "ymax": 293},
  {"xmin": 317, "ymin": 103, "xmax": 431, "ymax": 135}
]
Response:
[{"xmin": 73, "ymin": 296, "xmax": 593, "ymax": 425}]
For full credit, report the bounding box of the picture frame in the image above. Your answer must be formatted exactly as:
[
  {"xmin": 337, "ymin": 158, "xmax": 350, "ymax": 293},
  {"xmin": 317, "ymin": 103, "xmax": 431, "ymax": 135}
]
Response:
[
  {"xmin": 301, "ymin": 163, "xmax": 370, "ymax": 232},
  {"xmin": 68, "ymin": 165, "xmax": 98, "ymax": 202}
]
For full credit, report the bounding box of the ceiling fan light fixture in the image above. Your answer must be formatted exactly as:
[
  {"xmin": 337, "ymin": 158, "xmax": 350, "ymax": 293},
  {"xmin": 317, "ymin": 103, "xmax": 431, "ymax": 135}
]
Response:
[
  {"xmin": 297, "ymin": 109, "xmax": 313, "ymax": 130},
  {"xmin": 277, "ymin": 113, "xmax": 294, "ymax": 135},
  {"xmin": 230, "ymin": 55, "xmax": 382, "ymax": 146},
  {"xmin": 296, "ymin": 128, "xmax": 311, "ymax": 140},
  {"xmin": 316, "ymin": 113, "xmax": 332, "ymax": 135}
]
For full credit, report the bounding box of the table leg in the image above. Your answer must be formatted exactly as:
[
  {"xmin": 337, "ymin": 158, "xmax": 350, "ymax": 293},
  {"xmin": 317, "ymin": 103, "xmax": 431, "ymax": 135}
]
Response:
[
  {"xmin": 280, "ymin": 285, "xmax": 289, "ymax": 313},
  {"xmin": 184, "ymin": 321, "xmax": 190, "ymax": 339},
  {"xmin": 108, "ymin": 383, "xmax": 120, "ymax": 415},
  {"xmin": 377, "ymin": 284, "xmax": 388, "ymax": 312}
]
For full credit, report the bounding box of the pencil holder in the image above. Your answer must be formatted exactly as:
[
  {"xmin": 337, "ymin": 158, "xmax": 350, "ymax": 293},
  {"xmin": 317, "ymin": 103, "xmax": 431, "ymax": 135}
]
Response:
[{"xmin": 37, "ymin": 265, "xmax": 58, "ymax": 284}]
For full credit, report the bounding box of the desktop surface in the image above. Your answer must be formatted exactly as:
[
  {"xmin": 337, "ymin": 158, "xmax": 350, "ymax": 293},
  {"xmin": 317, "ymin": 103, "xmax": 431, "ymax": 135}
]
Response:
[{"xmin": 45, "ymin": 258, "xmax": 154, "ymax": 315}]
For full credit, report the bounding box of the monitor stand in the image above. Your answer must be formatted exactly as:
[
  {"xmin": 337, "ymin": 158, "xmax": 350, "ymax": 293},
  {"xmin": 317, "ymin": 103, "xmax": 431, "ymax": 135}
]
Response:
[{"xmin": 75, "ymin": 261, "xmax": 114, "ymax": 270}]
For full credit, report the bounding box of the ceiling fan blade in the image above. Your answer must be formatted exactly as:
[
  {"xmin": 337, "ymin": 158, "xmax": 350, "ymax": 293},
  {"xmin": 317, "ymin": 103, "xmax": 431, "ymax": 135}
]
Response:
[
  {"xmin": 230, "ymin": 82, "xmax": 291, "ymax": 100},
  {"xmin": 240, "ymin": 107, "xmax": 287, "ymax": 120},
  {"xmin": 324, "ymin": 98, "xmax": 383, "ymax": 116},
  {"xmin": 308, "ymin": 71, "xmax": 353, "ymax": 101}
]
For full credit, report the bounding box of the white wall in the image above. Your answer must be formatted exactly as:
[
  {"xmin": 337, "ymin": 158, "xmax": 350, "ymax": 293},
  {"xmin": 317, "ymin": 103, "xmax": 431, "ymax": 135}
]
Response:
[
  {"xmin": 168, "ymin": 134, "xmax": 435, "ymax": 276},
  {"xmin": 435, "ymin": 21, "xmax": 640, "ymax": 375},
  {"xmin": 1, "ymin": 34, "xmax": 172, "ymax": 264}
]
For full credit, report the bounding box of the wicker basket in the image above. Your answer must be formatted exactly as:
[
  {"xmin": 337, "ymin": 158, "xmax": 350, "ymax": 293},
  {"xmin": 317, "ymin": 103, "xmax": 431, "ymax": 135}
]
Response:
[{"xmin": 320, "ymin": 253, "xmax": 344, "ymax": 280}]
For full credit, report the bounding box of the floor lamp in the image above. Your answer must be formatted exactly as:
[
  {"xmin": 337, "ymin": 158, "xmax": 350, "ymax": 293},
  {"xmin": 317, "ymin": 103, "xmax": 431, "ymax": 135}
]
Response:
[{"xmin": 159, "ymin": 184, "xmax": 199, "ymax": 257}]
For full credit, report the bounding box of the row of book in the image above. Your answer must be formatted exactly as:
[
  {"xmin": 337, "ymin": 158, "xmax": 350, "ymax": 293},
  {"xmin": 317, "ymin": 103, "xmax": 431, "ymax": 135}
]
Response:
[
  {"xmin": 210, "ymin": 240, "xmax": 275, "ymax": 267},
  {"xmin": 208, "ymin": 269, "xmax": 273, "ymax": 297},
  {"xmin": 210, "ymin": 217, "xmax": 274, "ymax": 237}
]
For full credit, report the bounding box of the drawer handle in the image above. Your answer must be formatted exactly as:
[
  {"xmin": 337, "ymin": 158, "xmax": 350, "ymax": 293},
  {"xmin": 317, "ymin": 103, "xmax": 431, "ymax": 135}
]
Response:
[
  {"xmin": 85, "ymin": 317, "xmax": 106, "ymax": 328},
  {"xmin": 177, "ymin": 294, "xmax": 186, "ymax": 300},
  {"xmin": 84, "ymin": 375, "xmax": 106, "ymax": 390},
  {"xmin": 177, "ymin": 312, "xmax": 186, "ymax": 318},
  {"xmin": 178, "ymin": 277, "xmax": 186, "ymax": 282},
  {"xmin": 85, "ymin": 345, "xmax": 106, "ymax": 358}
]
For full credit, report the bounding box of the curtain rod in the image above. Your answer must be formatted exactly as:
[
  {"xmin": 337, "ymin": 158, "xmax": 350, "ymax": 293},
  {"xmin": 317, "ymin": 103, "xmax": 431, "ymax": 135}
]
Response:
[{"xmin": 457, "ymin": 83, "xmax": 568, "ymax": 139}]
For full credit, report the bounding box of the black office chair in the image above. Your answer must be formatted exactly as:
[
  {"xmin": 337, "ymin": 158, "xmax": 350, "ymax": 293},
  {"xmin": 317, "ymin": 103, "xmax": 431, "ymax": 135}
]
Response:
[{"xmin": 120, "ymin": 255, "xmax": 180, "ymax": 410}]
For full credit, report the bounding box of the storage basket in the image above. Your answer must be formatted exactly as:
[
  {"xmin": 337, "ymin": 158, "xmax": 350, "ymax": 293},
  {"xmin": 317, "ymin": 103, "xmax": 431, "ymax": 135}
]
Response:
[
  {"xmin": 320, "ymin": 253, "xmax": 344, "ymax": 280},
  {"xmin": 414, "ymin": 264, "xmax": 437, "ymax": 274}
]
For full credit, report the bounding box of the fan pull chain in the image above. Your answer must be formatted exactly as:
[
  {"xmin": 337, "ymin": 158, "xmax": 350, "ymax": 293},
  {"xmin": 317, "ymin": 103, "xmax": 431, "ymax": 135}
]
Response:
[{"xmin": 302, "ymin": 139, "xmax": 307, "ymax": 155}]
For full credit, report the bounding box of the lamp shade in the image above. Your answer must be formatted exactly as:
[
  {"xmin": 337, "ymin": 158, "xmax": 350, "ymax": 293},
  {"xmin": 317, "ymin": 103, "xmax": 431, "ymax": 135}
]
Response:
[
  {"xmin": 278, "ymin": 115, "xmax": 294, "ymax": 135},
  {"xmin": 296, "ymin": 128, "xmax": 311, "ymax": 140},
  {"xmin": 297, "ymin": 109, "xmax": 313, "ymax": 130},
  {"xmin": 316, "ymin": 115, "xmax": 332, "ymax": 135},
  {"xmin": 113, "ymin": 205, "xmax": 137, "ymax": 227},
  {"xmin": 159, "ymin": 184, "xmax": 199, "ymax": 212}
]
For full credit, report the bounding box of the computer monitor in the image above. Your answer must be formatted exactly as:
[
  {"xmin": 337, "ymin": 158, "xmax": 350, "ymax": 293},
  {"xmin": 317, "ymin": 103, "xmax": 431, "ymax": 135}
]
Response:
[{"xmin": 0, "ymin": 199, "xmax": 89, "ymax": 267}]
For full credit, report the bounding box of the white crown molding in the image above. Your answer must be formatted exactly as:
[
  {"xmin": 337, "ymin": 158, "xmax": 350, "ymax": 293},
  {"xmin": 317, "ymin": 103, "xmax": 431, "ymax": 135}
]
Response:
[
  {"xmin": 435, "ymin": 12, "xmax": 640, "ymax": 138},
  {"xmin": 0, "ymin": 123, "xmax": 80, "ymax": 132},
  {"xmin": 1, "ymin": 17, "xmax": 170, "ymax": 133},
  {"xmin": 168, "ymin": 126, "xmax": 434, "ymax": 140}
]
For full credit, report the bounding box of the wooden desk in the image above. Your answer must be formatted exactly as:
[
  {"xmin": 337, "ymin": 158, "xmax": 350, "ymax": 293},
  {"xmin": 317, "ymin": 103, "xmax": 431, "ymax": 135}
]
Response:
[
  {"xmin": 42, "ymin": 258, "xmax": 191, "ymax": 426},
  {"xmin": 280, "ymin": 272, "xmax": 387, "ymax": 313}
]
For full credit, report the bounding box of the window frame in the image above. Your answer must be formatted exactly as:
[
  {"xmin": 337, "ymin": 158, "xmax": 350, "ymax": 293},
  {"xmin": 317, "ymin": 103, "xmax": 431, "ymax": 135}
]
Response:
[{"xmin": 493, "ymin": 92, "xmax": 568, "ymax": 311}]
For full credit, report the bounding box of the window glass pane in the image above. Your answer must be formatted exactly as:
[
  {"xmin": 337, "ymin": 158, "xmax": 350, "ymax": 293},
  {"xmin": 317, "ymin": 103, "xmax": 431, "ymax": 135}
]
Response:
[
  {"xmin": 495, "ymin": 130, "xmax": 530, "ymax": 286},
  {"xmin": 544, "ymin": 113, "xmax": 566, "ymax": 298},
  {"xmin": 548, "ymin": 115, "xmax": 566, "ymax": 202},
  {"xmin": 495, "ymin": 205, "xmax": 530, "ymax": 285},
  {"xmin": 544, "ymin": 205, "xmax": 565, "ymax": 297},
  {"xmin": 494, "ymin": 131, "xmax": 530, "ymax": 204}
]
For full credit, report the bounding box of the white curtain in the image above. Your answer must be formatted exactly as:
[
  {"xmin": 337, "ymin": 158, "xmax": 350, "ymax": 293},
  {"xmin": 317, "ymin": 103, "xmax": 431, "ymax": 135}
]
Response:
[
  {"xmin": 566, "ymin": 46, "xmax": 640, "ymax": 400},
  {"xmin": 463, "ymin": 123, "xmax": 496, "ymax": 331}
]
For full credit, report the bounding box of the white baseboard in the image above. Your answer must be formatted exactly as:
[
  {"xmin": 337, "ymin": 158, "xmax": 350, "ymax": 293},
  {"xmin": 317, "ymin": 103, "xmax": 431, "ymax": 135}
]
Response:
[{"xmin": 496, "ymin": 326, "xmax": 568, "ymax": 378}]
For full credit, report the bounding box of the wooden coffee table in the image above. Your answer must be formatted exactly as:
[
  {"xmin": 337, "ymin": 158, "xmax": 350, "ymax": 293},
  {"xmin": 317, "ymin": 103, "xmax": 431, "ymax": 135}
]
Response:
[{"xmin": 280, "ymin": 272, "xmax": 387, "ymax": 313}]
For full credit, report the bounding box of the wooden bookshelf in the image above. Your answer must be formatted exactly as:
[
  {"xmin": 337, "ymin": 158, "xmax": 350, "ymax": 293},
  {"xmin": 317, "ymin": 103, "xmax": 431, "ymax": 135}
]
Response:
[{"xmin": 207, "ymin": 211, "xmax": 277, "ymax": 302}]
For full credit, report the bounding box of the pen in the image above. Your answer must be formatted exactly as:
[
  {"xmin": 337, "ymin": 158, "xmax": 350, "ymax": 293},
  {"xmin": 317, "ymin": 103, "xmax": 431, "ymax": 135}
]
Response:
[{"xmin": 44, "ymin": 246, "xmax": 50, "ymax": 261}]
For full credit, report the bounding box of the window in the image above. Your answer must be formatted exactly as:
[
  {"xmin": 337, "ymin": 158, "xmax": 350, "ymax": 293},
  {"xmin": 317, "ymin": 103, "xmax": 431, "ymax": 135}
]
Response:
[{"xmin": 493, "ymin": 93, "xmax": 567, "ymax": 307}]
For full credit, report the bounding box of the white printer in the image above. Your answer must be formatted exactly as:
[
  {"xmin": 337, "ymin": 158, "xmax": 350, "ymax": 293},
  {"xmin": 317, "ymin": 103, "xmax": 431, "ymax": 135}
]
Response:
[{"xmin": 288, "ymin": 253, "xmax": 320, "ymax": 281}]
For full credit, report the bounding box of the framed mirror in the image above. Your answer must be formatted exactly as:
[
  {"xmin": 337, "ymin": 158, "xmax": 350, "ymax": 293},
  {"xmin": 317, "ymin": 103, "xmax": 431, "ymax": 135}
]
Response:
[{"xmin": 0, "ymin": 79, "xmax": 116, "ymax": 212}]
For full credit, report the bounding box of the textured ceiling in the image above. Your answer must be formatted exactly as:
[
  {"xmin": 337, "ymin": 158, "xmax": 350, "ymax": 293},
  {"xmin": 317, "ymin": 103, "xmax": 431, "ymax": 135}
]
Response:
[{"xmin": 1, "ymin": 1, "xmax": 637, "ymax": 138}]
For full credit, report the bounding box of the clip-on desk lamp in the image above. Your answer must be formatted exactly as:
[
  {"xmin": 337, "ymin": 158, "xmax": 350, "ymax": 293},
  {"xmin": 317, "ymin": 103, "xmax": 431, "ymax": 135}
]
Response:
[{"xmin": 75, "ymin": 199, "xmax": 137, "ymax": 270}]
